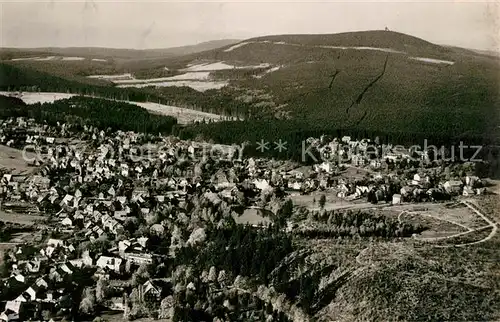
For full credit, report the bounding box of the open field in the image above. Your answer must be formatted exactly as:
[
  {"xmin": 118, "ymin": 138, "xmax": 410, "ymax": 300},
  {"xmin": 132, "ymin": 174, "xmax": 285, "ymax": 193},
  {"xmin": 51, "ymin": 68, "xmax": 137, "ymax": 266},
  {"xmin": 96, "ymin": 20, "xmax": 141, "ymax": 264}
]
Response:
[
  {"xmin": 403, "ymin": 212, "xmax": 468, "ymax": 238},
  {"xmin": 0, "ymin": 144, "xmax": 36, "ymax": 175},
  {"xmin": 0, "ymin": 210, "xmax": 45, "ymax": 225},
  {"xmin": 396, "ymin": 202, "xmax": 489, "ymax": 231},
  {"xmin": 133, "ymin": 101, "xmax": 222, "ymax": 124},
  {"xmin": 392, "ymin": 199, "xmax": 498, "ymax": 247}
]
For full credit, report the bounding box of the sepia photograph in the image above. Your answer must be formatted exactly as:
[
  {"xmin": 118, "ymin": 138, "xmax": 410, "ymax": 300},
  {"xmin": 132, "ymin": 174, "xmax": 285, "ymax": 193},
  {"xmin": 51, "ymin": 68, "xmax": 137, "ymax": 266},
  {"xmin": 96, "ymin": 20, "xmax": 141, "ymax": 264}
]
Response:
[{"xmin": 0, "ymin": 0, "xmax": 499, "ymax": 321}]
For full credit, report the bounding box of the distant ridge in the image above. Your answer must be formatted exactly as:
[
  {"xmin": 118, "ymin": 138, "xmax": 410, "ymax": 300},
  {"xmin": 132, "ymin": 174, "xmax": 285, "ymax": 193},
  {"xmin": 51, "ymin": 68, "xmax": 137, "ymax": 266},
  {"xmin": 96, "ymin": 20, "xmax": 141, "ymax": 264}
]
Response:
[{"xmin": 0, "ymin": 39, "xmax": 241, "ymax": 60}]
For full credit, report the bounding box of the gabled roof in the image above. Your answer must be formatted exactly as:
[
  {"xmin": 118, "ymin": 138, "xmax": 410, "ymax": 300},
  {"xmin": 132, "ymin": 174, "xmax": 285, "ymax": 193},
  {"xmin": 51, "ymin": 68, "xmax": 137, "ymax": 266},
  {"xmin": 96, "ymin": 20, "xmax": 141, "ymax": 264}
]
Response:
[{"xmin": 143, "ymin": 280, "xmax": 161, "ymax": 295}]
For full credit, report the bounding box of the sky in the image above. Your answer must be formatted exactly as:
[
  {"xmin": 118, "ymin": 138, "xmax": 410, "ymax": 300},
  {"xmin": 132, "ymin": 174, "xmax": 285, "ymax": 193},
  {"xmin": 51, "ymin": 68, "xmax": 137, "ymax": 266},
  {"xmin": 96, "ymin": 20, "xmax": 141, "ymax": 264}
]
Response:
[{"xmin": 1, "ymin": 0, "xmax": 499, "ymax": 51}]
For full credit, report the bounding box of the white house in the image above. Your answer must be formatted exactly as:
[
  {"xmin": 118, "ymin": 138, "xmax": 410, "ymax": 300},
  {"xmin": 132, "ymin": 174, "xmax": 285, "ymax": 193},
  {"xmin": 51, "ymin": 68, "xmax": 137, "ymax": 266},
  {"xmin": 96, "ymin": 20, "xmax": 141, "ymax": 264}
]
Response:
[
  {"xmin": 392, "ymin": 194, "xmax": 402, "ymax": 205},
  {"xmin": 124, "ymin": 253, "xmax": 153, "ymax": 265},
  {"xmin": 35, "ymin": 278, "xmax": 48, "ymax": 289},
  {"xmin": 96, "ymin": 256, "xmax": 123, "ymax": 273},
  {"xmin": 462, "ymin": 186, "xmax": 475, "ymax": 196},
  {"xmin": 315, "ymin": 162, "xmax": 334, "ymax": 173},
  {"xmin": 253, "ymin": 179, "xmax": 271, "ymax": 191},
  {"xmin": 61, "ymin": 218, "xmax": 73, "ymax": 227},
  {"xmin": 443, "ymin": 180, "xmax": 463, "ymax": 194},
  {"xmin": 47, "ymin": 239, "xmax": 64, "ymax": 248},
  {"xmin": 287, "ymin": 181, "xmax": 302, "ymax": 191},
  {"xmin": 465, "ymin": 176, "xmax": 480, "ymax": 187}
]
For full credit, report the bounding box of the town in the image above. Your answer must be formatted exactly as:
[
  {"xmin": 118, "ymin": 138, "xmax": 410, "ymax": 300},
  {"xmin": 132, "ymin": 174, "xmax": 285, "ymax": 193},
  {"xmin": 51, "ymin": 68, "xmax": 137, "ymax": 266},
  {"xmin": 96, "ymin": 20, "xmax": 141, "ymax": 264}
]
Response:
[{"xmin": 0, "ymin": 113, "xmax": 496, "ymax": 322}]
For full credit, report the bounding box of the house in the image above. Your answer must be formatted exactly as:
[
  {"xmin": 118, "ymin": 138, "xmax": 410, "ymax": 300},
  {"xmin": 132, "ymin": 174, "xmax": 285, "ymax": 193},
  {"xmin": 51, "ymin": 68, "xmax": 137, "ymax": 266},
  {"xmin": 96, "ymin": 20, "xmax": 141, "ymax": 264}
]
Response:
[
  {"xmin": 96, "ymin": 256, "xmax": 124, "ymax": 273},
  {"xmin": 13, "ymin": 292, "xmax": 30, "ymax": 303},
  {"xmin": 15, "ymin": 285, "xmax": 42, "ymax": 302},
  {"xmin": 287, "ymin": 181, "xmax": 302, "ymax": 191},
  {"xmin": 443, "ymin": 180, "xmax": 463, "ymax": 195},
  {"xmin": 42, "ymin": 291, "xmax": 59, "ymax": 303},
  {"xmin": 4, "ymin": 301, "xmax": 22, "ymax": 316},
  {"xmin": 465, "ymin": 176, "xmax": 480, "ymax": 187},
  {"xmin": 116, "ymin": 196, "xmax": 127, "ymax": 205},
  {"xmin": 35, "ymin": 277, "xmax": 48, "ymax": 289},
  {"xmin": 463, "ymin": 186, "xmax": 475, "ymax": 196},
  {"xmin": 25, "ymin": 285, "xmax": 42, "ymax": 301},
  {"xmin": 141, "ymin": 280, "xmax": 162, "ymax": 302},
  {"xmin": 24, "ymin": 260, "xmax": 41, "ymax": 274},
  {"xmin": 118, "ymin": 240, "xmax": 132, "ymax": 254},
  {"xmin": 315, "ymin": 162, "xmax": 334, "ymax": 174},
  {"xmin": 476, "ymin": 188, "xmax": 486, "ymax": 195},
  {"xmin": 253, "ymin": 179, "xmax": 271, "ymax": 190},
  {"xmin": 0, "ymin": 309, "xmax": 19, "ymax": 322},
  {"xmin": 49, "ymin": 269, "xmax": 64, "ymax": 283},
  {"xmin": 1, "ymin": 174, "xmax": 12, "ymax": 185},
  {"xmin": 114, "ymin": 210, "xmax": 128, "ymax": 222},
  {"xmin": 61, "ymin": 218, "xmax": 73, "ymax": 227},
  {"xmin": 60, "ymin": 194, "xmax": 74, "ymax": 207},
  {"xmin": 370, "ymin": 160, "xmax": 382, "ymax": 169},
  {"xmin": 123, "ymin": 253, "xmax": 153, "ymax": 265},
  {"xmin": 109, "ymin": 296, "xmax": 126, "ymax": 311},
  {"xmin": 80, "ymin": 250, "xmax": 94, "ymax": 267},
  {"xmin": 385, "ymin": 153, "xmax": 400, "ymax": 162},
  {"xmin": 214, "ymin": 169, "xmax": 230, "ymax": 188},
  {"xmin": 137, "ymin": 237, "xmax": 148, "ymax": 248},
  {"xmin": 392, "ymin": 194, "xmax": 402, "ymax": 205},
  {"xmin": 60, "ymin": 263, "xmax": 74, "ymax": 275},
  {"xmin": 47, "ymin": 239, "xmax": 64, "ymax": 248}
]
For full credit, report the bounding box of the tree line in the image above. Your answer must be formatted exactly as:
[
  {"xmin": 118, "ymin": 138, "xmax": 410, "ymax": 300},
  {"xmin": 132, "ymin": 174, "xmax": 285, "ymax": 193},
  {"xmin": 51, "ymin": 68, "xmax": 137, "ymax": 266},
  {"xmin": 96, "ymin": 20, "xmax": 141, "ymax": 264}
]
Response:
[{"xmin": 297, "ymin": 209, "xmax": 425, "ymax": 238}]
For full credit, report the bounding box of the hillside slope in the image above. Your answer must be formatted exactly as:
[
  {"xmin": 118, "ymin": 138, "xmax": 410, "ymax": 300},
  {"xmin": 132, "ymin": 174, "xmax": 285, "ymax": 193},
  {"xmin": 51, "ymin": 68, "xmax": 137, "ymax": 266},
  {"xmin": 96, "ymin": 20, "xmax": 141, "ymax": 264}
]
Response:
[
  {"xmin": 170, "ymin": 30, "xmax": 500, "ymax": 142},
  {"xmin": 1, "ymin": 31, "xmax": 499, "ymax": 143}
]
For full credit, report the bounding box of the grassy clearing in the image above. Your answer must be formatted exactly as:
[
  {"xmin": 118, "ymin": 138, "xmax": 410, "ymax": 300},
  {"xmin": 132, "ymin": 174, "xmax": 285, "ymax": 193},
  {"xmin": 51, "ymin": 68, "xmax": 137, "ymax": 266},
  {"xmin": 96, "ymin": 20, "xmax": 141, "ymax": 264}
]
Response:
[
  {"xmin": 0, "ymin": 210, "xmax": 45, "ymax": 225},
  {"xmin": 0, "ymin": 144, "xmax": 36, "ymax": 175},
  {"xmin": 402, "ymin": 213, "xmax": 468, "ymax": 238}
]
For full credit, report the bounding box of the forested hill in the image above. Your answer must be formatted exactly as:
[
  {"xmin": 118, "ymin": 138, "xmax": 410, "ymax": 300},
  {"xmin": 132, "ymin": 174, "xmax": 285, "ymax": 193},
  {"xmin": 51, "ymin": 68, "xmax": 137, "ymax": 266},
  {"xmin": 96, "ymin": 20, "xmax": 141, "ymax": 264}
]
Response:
[
  {"xmin": 172, "ymin": 30, "xmax": 500, "ymax": 142},
  {"xmin": 0, "ymin": 95, "xmax": 177, "ymax": 134}
]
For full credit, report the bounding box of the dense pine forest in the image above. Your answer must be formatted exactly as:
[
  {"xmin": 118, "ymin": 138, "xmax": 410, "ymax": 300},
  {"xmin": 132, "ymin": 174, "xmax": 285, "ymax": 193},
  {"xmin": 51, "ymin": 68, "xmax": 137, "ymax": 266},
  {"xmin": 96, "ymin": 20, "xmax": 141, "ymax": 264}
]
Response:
[{"xmin": 178, "ymin": 119, "xmax": 499, "ymax": 162}]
